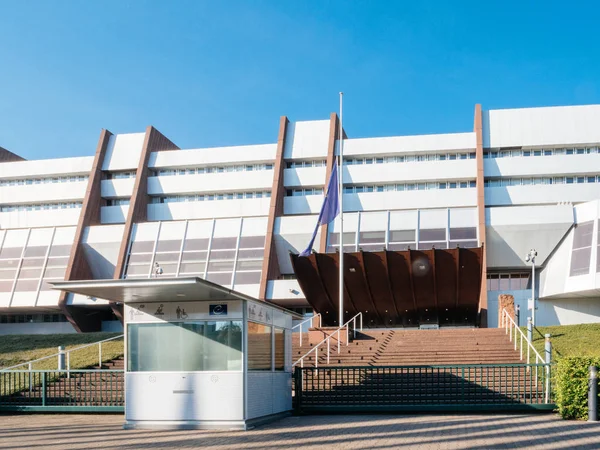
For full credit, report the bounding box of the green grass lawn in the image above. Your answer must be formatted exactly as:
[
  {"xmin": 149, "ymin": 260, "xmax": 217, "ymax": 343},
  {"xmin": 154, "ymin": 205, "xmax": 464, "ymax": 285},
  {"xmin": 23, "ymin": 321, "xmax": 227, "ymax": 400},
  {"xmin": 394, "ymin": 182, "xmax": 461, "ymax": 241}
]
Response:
[
  {"xmin": 520, "ymin": 323, "xmax": 600, "ymax": 361},
  {"xmin": 0, "ymin": 332, "xmax": 124, "ymax": 370}
]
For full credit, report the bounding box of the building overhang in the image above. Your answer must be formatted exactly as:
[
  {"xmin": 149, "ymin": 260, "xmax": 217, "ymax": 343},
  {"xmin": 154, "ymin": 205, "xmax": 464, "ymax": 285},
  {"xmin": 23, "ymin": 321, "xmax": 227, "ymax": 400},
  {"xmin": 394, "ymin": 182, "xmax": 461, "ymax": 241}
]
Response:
[
  {"xmin": 51, "ymin": 277, "xmax": 303, "ymax": 318},
  {"xmin": 52, "ymin": 277, "xmax": 254, "ymax": 305}
]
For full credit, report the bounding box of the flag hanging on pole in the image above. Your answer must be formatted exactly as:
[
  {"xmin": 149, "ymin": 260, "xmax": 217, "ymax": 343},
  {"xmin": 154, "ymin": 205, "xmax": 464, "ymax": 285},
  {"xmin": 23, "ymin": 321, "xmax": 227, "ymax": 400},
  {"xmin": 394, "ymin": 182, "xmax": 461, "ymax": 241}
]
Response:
[{"xmin": 299, "ymin": 159, "xmax": 340, "ymax": 257}]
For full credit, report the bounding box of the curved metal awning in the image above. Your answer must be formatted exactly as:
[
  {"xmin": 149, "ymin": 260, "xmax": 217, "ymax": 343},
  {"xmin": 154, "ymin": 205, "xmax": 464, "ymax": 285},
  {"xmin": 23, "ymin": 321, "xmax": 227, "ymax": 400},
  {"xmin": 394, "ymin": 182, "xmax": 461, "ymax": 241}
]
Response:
[{"xmin": 290, "ymin": 248, "xmax": 483, "ymax": 327}]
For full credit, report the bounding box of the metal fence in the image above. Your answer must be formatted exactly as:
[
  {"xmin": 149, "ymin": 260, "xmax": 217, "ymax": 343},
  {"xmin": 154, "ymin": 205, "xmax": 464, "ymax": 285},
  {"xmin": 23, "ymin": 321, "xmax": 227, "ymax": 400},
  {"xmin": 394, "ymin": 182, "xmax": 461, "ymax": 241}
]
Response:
[
  {"xmin": 0, "ymin": 370, "xmax": 124, "ymax": 412},
  {"xmin": 294, "ymin": 364, "xmax": 555, "ymax": 413}
]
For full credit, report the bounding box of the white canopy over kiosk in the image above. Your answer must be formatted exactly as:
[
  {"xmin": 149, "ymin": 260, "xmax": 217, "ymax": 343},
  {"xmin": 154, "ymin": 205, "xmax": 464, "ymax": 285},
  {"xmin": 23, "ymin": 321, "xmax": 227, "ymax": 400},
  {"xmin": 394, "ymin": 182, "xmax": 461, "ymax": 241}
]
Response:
[{"xmin": 53, "ymin": 277, "xmax": 300, "ymax": 430}]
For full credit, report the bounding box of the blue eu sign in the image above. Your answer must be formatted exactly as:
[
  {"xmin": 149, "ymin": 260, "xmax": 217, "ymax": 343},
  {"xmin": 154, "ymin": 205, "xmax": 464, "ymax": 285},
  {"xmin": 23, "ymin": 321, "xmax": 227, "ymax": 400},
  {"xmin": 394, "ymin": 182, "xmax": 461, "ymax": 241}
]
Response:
[{"xmin": 209, "ymin": 304, "xmax": 228, "ymax": 316}]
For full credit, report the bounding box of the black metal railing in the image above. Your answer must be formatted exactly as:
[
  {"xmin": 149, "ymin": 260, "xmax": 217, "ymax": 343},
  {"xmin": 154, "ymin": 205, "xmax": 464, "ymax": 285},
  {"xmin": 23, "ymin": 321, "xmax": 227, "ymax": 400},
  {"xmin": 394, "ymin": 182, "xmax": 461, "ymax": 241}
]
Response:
[
  {"xmin": 0, "ymin": 370, "xmax": 124, "ymax": 412},
  {"xmin": 294, "ymin": 364, "xmax": 554, "ymax": 412}
]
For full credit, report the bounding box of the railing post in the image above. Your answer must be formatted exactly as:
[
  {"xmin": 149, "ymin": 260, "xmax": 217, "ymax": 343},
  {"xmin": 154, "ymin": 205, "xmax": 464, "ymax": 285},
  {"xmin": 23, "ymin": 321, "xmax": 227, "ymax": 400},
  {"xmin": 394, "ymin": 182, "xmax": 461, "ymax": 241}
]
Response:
[
  {"xmin": 515, "ymin": 305, "xmax": 520, "ymax": 327},
  {"xmin": 319, "ymin": 314, "xmax": 322, "ymax": 327},
  {"xmin": 544, "ymin": 333, "xmax": 552, "ymax": 403},
  {"xmin": 527, "ymin": 317, "xmax": 533, "ymax": 343},
  {"xmin": 41, "ymin": 372, "xmax": 46, "ymax": 407},
  {"xmin": 589, "ymin": 366, "xmax": 598, "ymax": 422},
  {"xmin": 353, "ymin": 317, "xmax": 356, "ymax": 339},
  {"xmin": 58, "ymin": 346, "xmax": 65, "ymax": 370},
  {"xmin": 66, "ymin": 352, "xmax": 70, "ymax": 379},
  {"xmin": 28, "ymin": 363, "xmax": 32, "ymax": 395},
  {"xmin": 327, "ymin": 338, "xmax": 330, "ymax": 364},
  {"xmin": 360, "ymin": 313, "xmax": 363, "ymax": 331},
  {"xmin": 99, "ymin": 343, "xmax": 102, "ymax": 369}
]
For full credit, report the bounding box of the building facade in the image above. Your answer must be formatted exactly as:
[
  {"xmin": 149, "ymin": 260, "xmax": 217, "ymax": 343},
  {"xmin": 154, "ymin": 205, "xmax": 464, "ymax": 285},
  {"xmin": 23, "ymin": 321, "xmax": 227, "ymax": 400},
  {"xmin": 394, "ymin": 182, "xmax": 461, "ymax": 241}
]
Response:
[{"xmin": 1, "ymin": 104, "xmax": 600, "ymax": 334}]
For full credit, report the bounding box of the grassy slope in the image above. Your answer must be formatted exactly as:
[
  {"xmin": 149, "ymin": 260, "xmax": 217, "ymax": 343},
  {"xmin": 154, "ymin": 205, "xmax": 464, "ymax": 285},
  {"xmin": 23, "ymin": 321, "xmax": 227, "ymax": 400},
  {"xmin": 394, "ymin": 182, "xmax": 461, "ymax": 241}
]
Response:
[
  {"xmin": 0, "ymin": 332, "xmax": 124, "ymax": 370},
  {"xmin": 520, "ymin": 323, "xmax": 600, "ymax": 361}
]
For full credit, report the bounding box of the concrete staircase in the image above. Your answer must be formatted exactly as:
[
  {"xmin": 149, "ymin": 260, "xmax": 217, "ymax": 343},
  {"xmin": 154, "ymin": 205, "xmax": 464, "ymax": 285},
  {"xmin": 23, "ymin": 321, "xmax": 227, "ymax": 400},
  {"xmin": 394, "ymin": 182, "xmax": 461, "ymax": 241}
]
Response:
[{"xmin": 293, "ymin": 328, "xmax": 522, "ymax": 367}]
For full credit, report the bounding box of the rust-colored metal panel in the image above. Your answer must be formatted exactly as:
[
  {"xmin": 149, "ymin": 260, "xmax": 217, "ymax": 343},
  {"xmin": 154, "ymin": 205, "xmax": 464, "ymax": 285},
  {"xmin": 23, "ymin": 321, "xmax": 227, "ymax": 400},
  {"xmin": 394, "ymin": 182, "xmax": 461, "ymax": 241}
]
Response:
[
  {"xmin": 258, "ymin": 116, "xmax": 288, "ymax": 300},
  {"xmin": 290, "ymin": 253, "xmax": 337, "ymax": 324},
  {"xmin": 343, "ymin": 252, "xmax": 381, "ymax": 326},
  {"xmin": 435, "ymin": 249, "xmax": 457, "ymax": 312},
  {"xmin": 458, "ymin": 247, "xmax": 482, "ymax": 324},
  {"xmin": 386, "ymin": 250, "xmax": 416, "ymax": 326},
  {"xmin": 360, "ymin": 251, "xmax": 398, "ymax": 326}
]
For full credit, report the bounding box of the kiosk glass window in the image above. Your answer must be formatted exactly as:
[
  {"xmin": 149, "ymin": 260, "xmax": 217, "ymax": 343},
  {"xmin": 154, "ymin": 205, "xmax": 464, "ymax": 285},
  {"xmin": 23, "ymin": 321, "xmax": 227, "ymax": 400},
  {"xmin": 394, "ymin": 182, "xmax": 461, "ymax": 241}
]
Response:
[
  {"xmin": 247, "ymin": 322, "xmax": 272, "ymax": 370},
  {"xmin": 128, "ymin": 321, "xmax": 242, "ymax": 372},
  {"xmin": 274, "ymin": 328, "xmax": 285, "ymax": 371}
]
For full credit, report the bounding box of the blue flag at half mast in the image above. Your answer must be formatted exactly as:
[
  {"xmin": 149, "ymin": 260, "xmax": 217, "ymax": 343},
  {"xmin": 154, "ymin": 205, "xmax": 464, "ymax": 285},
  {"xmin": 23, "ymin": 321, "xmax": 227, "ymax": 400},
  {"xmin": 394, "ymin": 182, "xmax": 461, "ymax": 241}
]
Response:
[{"xmin": 299, "ymin": 159, "xmax": 340, "ymax": 257}]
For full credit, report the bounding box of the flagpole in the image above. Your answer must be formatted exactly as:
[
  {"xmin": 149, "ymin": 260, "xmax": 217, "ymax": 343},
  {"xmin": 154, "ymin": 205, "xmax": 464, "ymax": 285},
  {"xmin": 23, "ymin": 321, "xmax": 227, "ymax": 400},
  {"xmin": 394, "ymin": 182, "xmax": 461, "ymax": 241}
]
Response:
[{"xmin": 338, "ymin": 92, "xmax": 344, "ymax": 327}]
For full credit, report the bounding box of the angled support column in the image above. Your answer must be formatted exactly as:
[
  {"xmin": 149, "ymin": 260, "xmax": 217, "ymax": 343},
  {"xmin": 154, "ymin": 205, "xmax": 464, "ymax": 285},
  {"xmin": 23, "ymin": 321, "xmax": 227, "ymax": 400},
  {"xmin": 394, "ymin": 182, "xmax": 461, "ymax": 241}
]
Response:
[
  {"xmin": 259, "ymin": 117, "xmax": 289, "ymax": 300},
  {"xmin": 112, "ymin": 127, "xmax": 179, "ymax": 323},
  {"xmin": 474, "ymin": 104, "xmax": 488, "ymax": 327},
  {"xmin": 59, "ymin": 129, "xmax": 112, "ymax": 332}
]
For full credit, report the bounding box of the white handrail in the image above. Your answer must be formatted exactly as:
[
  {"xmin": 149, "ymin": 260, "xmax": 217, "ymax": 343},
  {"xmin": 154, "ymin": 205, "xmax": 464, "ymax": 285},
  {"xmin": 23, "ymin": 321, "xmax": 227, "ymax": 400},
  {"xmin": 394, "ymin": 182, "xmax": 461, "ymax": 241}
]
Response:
[
  {"xmin": 293, "ymin": 312, "xmax": 363, "ymax": 368},
  {"xmin": 501, "ymin": 308, "xmax": 544, "ymax": 364},
  {"xmin": 0, "ymin": 334, "xmax": 124, "ymax": 372},
  {"xmin": 292, "ymin": 313, "xmax": 322, "ymax": 347}
]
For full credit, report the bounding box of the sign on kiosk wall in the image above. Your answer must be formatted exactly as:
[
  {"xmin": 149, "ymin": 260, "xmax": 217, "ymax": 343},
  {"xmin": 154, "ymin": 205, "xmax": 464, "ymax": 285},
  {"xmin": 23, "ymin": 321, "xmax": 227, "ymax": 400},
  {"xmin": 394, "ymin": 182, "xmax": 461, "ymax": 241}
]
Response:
[
  {"xmin": 125, "ymin": 301, "xmax": 242, "ymax": 322},
  {"xmin": 247, "ymin": 301, "xmax": 273, "ymax": 325}
]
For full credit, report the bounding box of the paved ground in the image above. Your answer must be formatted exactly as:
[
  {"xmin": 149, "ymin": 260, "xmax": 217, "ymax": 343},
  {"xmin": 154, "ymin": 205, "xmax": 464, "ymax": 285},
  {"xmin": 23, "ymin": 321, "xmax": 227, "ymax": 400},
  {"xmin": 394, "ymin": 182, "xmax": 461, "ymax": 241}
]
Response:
[{"xmin": 0, "ymin": 413, "xmax": 599, "ymax": 449}]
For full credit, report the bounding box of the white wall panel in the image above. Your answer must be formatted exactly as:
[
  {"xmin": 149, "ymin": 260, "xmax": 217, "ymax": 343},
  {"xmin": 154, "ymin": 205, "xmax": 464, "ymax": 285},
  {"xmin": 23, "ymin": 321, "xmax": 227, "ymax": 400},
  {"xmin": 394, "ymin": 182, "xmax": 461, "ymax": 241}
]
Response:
[
  {"xmin": 149, "ymin": 144, "xmax": 276, "ymax": 168},
  {"xmin": 283, "ymin": 167, "xmax": 326, "ymax": 188},
  {"xmin": 275, "ymin": 215, "xmax": 319, "ymax": 235},
  {"xmin": 345, "ymin": 160, "xmax": 476, "ymax": 184},
  {"xmin": 485, "ymin": 184, "xmax": 600, "ymax": 206},
  {"xmin": 101, "ymin": 178, "xmax": 135, "ymax": 198},
  {"xmin": 102, "ymin": 133, "xmax": 145, "ymax": 171},
  {"xmin": 283, "ymin": 195, "xmax": 324, "ymax": 215},
  {"xmin": 0, "ymin": 209, "xmax": 81, "ymax": 228},
  {"xmin": 100, "ymin": 205, "xmax": 129, "ymax": 224},
  {"xmin": 125, "ymin": 372, "xmax": 243, "ymax": 422},
  {"xmin": 36, "ymin": 291, "xmax": 62, "ymax": 307},
  {"xmin": 148, "ymin": 171, "xmax": 273, "ymax": 195},
  {"xmin": 240, "ymin": 217, "xmax": 268, "ymax": 236},
  {"xmin": 483, "ymin": 105, "xmax": 600, "ymax": 148},
  {"xmin": 0, "ymin": 181, "xmax": 87, "ymax": 204},
  {"xmin": 343, "ymin": 132, "xmax": 476, "ymax": 156},
  {"xmin": 0, "ymin": 157, "xmax": 92, "ymax": 179},
  {"xmin": 485, "ymin": 154, "xmax": 600, "ymax": 178},
  {"xmin": 419, "ymin": 209, "xmax": 448, "ymax": 229},
  {"xmin": 449, "ymin": 208, "xmax": 477, "ymax": 228},
  {"xmin": 148, "ymin": 199, "xmax": 271, "ymax": 221},
  {"xmin": 83, "ymin": 225, "xmax": 125, "ymax": 244},
  {"xmin": 389, "ymin": 210, "xmax": 419, "ymax": 230},
  {"xmin": 359, "ymin": 211, "xmax": 388, "ymax": 232},
  {"xmin": 283, "ymin": 120, "xmax": 330, "ymax": 160},
  {"xmin": 344, "ymin": 190, "xmax": 477, "ymax": 212},
  {"xmin": 266, "ymin": 280, "xmax": 306, "ymax": 301}
]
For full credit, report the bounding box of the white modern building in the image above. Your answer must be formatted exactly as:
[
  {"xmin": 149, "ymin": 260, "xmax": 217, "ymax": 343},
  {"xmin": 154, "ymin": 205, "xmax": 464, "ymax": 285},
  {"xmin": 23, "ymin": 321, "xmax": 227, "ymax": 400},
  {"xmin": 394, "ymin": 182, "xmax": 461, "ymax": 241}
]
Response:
[{"xmin": 1, "ymin": 104, "xmax": 600, "ymax": 334}]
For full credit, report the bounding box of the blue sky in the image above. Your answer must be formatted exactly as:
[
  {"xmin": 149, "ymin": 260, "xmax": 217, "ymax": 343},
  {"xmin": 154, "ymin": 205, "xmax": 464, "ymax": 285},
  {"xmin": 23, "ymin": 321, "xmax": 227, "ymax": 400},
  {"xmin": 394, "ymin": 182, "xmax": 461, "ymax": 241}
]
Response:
[{"xmin": 1, "ymin": 0, "xmax": 599, "ymax": 159}]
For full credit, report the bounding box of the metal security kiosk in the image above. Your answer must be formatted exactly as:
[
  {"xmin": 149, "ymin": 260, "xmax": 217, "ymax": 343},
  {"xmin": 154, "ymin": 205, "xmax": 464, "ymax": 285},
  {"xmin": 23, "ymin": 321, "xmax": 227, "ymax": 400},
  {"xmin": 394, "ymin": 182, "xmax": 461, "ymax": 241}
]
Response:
[{"xmin": 53, "ymin": 277, "xmax": 300, "ymax": 430}]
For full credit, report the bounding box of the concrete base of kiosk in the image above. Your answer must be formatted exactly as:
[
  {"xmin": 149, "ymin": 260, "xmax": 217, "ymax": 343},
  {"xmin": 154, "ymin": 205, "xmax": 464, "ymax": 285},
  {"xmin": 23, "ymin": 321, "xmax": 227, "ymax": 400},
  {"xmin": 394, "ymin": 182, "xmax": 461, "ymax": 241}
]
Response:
[
  {"xmin": 124, "ymin": 411, "xmax": 292, "ymax": 431},
  {"xmin": 52, "ymin": 277, "xmax": 300, "ymax": 431}
]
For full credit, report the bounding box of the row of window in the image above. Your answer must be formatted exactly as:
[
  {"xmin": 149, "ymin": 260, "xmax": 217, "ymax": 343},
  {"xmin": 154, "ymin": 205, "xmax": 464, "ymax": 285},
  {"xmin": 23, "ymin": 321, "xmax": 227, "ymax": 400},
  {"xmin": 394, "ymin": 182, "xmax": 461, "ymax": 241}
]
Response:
[
  {"xmin": 485, "ymin": 175, "xmax": 600, "ymax": 187},
  {"xmin": 107, "ymin": 199, "xmax": 131, "ymax": 206},
  {"xmin": 0, "ymin": 202, "xmax": 82, "ymax": 212},
  {"xmin": 484, "ymin": 147, "xmax": 600, "ymax": 159},
  {"xmin": 0, "ymin": 175, "xmax": 88, "ymax": 187},
  {"xmin": 105, "ymin": 171, "xmax": 136, "ymax": 179},
  {"xmin": 151, "ymin": 163, "xmax": 274, "ymax": 177},
  {"xmin": 344, "ymin": 153, "xmax": 476, "ymax": 165},
  {"xmin": 486, "ymin": 272, "xmax": 530, "ymax": 291},
  {"xmin": 286, "ymin": 160, "xmax": 327, "ymax": 169},
  {"xmin": 342, "ymin": 181, "xmax": 477, "ymax": 193},
  {"xmin": 0, "ymin": 313, "xmax": 68, "ymax": 324},
  {"xmin": 150, "ymin": 191, "xmax": 272, "ymax": 204}
]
